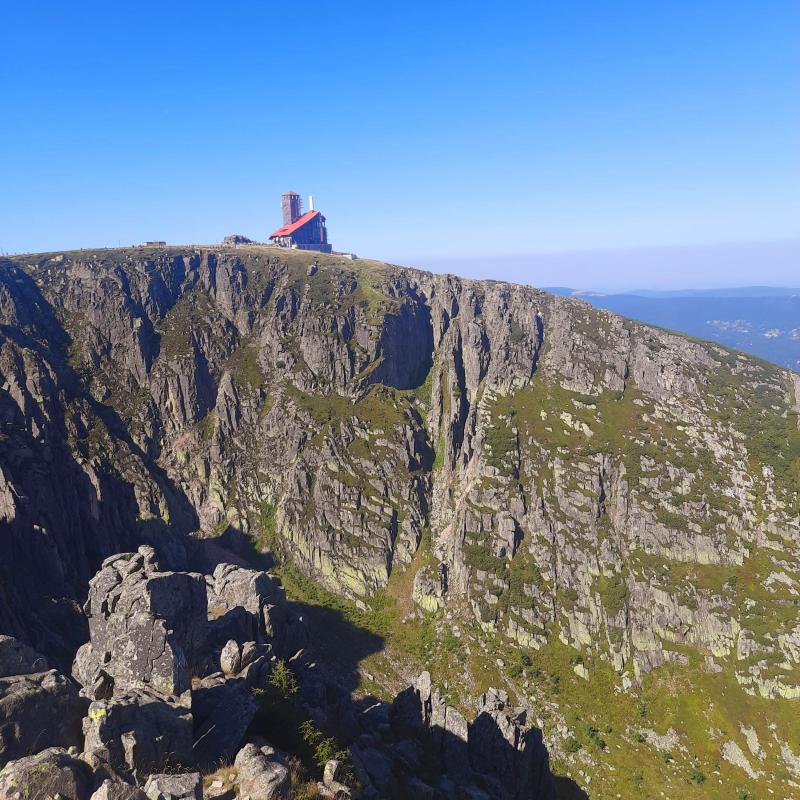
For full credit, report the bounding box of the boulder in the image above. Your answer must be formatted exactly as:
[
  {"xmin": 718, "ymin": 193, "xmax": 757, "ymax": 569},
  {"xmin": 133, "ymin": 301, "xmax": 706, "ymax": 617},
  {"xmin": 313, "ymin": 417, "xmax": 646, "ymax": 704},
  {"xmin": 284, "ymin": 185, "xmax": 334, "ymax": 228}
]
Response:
[
  {"xmin": 90, "ymin": 779, "xmax": 149, "ymax": 800},
  {"xmin": 0, "ymin": 668, "xmax": 87, "ymax": 767},
  {"xmin": 143, "ymin": 772, "xmax": 202, "ymax": 800},
  {"xmin": 234, "ymin": 742, "xmax": 291, "ymax": 800},
  {"xmin": 74, "ymin": 548, "xmax": 206, "ymax": 701},
  {"xmin": 207, "ymin": 565, "xmax": 283, "ymax": 641},
  {"xmin": 206, "ymin": 564, "xmax": 306, "ymax": 661},
  {"xmin": 0, "ymin": 747, "xmax": 93, "ymax": 800},
  {"xmin": 219, "ymin": 639, "xmax": 241, "ymax": 676},
  {"xmin": 321, "ymin": 759, "xmax": 352, "ymax": 799},
  {"xmin": 82, "ymin": 689, "xmax": 193, "ymax": 776},
  {"xmin": 191, "ymin": 675, "xmax": 260, "ymax": 768}
]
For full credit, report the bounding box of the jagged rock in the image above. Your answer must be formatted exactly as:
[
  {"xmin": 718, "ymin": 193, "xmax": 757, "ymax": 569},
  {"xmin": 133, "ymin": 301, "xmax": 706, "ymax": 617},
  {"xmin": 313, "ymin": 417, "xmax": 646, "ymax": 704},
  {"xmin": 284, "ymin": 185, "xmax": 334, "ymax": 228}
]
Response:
[
  {"xmin": 191, "ymin": 674, "xmax": 260, "ymax": 768},
  {"xmin": 350, "ymin": 745, "xmax": 393, "ymax": 795},
  {"xmin": 208, "ymin": 565, "xmax": 281, "ymax": 639},
  {"xmin": 233, "ymin": 742, "xmax": 291, "ymax": 800},
  {"xmin": 0, "ymin": 668, "xmax": 88, "ymax": 767},
  {"xmin": 387, "ymin": 673, "xmax": 553, "ymax": 799},
  {"xmin": 469, "ymin": 688, "xmax": 553, "ymax": 799},
  {"xmin": 206, "ymin": 565, "xmax": 305, "ymax": 658},
  {"xmin": 0, "ymin": 747, "xmax": 93, "ymax": 800},
  {"xmin": 143, "ymin": 772, "xmax": 202, "ymax": 800},
  {"xmin": 90, "ymin": 779, "xmax": 149, "ymax": 800},
  {"xmin": 82, "ymin": 689, "xmax": 193, "ymax": 776},
  {"xmin": 74, "ymin": 548, "xmax": 206, "ymax": 701}
]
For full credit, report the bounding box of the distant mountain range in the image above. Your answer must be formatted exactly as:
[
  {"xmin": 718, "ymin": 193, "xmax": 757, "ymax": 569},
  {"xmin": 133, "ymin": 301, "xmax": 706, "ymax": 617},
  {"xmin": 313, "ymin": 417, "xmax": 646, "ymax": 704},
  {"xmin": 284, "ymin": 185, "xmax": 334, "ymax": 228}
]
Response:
[{"xmin": 545, "ymin": 286, "xmax": 800, "ymax": 370}]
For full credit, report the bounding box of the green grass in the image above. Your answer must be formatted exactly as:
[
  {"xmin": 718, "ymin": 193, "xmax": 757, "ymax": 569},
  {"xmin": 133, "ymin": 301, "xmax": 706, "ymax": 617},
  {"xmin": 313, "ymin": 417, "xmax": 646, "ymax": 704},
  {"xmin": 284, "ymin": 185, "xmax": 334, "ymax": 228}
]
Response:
[{"xmin": 226, "ymin": 341, "xmax": 265, "ymax": 389}]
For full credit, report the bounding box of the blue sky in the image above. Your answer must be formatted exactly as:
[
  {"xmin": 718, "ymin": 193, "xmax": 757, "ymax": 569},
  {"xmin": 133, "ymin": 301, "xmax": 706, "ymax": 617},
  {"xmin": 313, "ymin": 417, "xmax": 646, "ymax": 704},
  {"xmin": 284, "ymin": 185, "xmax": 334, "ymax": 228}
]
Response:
[{"xmin": 1, "ymin": 1, "xmax": 798, "ymax": 289}]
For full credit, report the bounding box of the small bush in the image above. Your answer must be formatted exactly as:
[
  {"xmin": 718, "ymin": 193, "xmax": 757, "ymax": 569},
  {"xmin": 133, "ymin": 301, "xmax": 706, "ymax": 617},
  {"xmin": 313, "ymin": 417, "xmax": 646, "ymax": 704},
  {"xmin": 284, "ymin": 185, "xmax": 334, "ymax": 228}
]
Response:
[
  {"xmin": 690, "ymin": 768, "xmax": 706, "ymax": 784},
  {"xmin": 269, "ymin": 659, "xmax": 299, "ymax": 697},
  {"xmin": 564, "ymin": 736, "xmax": 582, "ymax": 753}
]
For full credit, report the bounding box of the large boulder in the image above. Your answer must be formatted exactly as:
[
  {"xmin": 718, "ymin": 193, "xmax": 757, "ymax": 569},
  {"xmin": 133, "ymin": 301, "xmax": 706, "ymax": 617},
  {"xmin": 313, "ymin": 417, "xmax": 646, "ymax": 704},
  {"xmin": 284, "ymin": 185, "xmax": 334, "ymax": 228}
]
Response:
[
  {"xmin": 207, "ymin": 564, "xmax": 283, "ymax": 642},
  {"xmin": 90, "ymin": 779, "xmax": 149, "ymax": 800},
  {"xmin": 143, "ymin": 772, "xmax": 202, "ymax": 800},
  {"xmin": 73, "ymin": 548, "xmax": 206, "ymax": 701},
  {"xmin": 0, "ymin": 668, "xmax": 87, "ymax": 767},
  {"xmin": 0, "ymin": 747, "xmax": 93, "ymax": 800},
  {"xmin": 82, "ymin": 689, "xmax": 193, "ymax": 777},
  {"xmin": 234, "ymin": 742, "xmax": 291, "ymax": 800}
]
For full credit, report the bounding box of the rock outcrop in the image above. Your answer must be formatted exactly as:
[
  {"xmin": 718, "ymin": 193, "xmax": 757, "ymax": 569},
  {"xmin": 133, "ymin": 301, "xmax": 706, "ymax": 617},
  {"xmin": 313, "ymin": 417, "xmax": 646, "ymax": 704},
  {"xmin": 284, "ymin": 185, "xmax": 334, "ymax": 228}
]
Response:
[
  {"xmin": 73, "ymin": 547, "xmax": 206, "ymax": 702},
  {"xmin": 377, "ymin": 671, "xmax": 552, "ymax": 799}
]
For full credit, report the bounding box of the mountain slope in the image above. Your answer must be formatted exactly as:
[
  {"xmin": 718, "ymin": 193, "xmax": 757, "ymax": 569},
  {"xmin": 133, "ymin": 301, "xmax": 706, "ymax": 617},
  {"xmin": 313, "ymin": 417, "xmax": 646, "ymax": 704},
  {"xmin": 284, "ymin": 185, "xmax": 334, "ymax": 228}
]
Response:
[{"xmin": 1, "ymin": 245, "xmax": 799, "ymax": 798}]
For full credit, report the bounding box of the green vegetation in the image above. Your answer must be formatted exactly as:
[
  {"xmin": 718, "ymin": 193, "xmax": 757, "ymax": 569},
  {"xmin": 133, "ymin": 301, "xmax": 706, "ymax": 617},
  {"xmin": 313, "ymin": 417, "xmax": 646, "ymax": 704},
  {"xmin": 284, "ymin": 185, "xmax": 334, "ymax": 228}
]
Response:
[
  {"xmin": 251, "ymin": 660, "xmax": 355, "ymax": 787},
  {"xmin": 226, "ymin": 341, "xmax": 265, "ymax": 389},
  {"xmin": 484, "ymin": 412, "xmax": 517, "ymax": 472},
  {"xmin": 596, "ymin": 571, "xmax": 629, "ymax": 617},
  {"xmin": 254, "ymin": 500, "xmax": 277, "ymax": 553},
  {"xmin": 197, "ymin": 410, "xmax": 216, "ymax": 442},
  {"xmin": 707, "ymin": 365, "xmax": 800, "ymax": 508}
]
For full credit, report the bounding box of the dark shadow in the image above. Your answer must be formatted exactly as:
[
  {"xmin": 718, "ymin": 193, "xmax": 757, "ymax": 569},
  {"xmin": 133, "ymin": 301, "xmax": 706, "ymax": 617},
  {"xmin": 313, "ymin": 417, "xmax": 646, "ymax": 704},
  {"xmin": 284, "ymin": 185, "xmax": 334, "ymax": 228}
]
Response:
[
  {"xmin": 246, "ymin": 586, "xmax": 563, "ymax": 799},
  {"xmin": 552, "ymin": 775, "xmax": 590, "ymax": 799},
  {"xmin": 0, "ymin": 263, "xmax": 198, "ymax": 667}
]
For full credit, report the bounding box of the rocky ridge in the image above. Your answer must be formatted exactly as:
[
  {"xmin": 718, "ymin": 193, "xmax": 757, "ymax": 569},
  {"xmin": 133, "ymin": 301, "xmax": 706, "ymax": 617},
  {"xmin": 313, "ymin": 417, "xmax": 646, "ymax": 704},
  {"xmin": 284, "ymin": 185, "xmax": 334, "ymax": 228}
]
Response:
[{"xmin": 0, "ymin": 545, "xmax": 554, "ymax": 799}]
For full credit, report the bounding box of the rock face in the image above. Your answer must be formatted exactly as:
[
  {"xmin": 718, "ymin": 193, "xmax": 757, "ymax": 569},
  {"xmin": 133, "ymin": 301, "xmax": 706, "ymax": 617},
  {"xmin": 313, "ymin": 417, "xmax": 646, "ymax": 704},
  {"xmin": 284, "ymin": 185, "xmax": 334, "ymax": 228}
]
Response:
[
  {"xmin": 1, "ymin": 244, "xmax": 800, "ymax": 793},
  {"xmin": 1, "ymin": 246, "xmax": 797, "ymax": 704},
  {"xmin": 0, "ymin": 634, "xmax": 51, "ymax": 676},
  {"xmin": 381, "ymin": 671, "xmax": 552, "ymax": 799}
]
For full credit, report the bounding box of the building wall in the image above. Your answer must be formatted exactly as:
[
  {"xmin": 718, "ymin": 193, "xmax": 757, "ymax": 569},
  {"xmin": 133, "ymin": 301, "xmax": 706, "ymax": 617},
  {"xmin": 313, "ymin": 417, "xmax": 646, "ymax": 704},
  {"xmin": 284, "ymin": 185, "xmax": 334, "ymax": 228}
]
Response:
[{"xmin": 292, "ymin": 215, "xmax": 328, "ymax": 246}]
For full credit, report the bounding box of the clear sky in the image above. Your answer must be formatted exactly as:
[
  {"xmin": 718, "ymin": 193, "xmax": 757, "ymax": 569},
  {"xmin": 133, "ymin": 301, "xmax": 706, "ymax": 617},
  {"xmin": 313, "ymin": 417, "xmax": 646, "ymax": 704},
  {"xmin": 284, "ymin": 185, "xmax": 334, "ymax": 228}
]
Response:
[{"xmin": 2, "ymin": 1, "xmax": 798, "ymax": 289}]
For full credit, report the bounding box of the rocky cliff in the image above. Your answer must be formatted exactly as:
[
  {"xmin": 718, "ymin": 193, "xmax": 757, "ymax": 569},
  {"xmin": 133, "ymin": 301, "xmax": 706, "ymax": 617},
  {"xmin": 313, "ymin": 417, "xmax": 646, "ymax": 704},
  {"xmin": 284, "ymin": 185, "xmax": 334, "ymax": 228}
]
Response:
[{"xmin": 1, "ymin": 245, "xmax": 799, "ymax": 797}]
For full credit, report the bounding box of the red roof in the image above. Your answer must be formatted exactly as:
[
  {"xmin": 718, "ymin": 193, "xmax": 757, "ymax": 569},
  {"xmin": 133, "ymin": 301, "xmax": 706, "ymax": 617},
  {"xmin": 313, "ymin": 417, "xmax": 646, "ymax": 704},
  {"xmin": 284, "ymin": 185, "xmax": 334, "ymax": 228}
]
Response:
[{"xmin": 269, "ymin": 210, "xmax": 321, "ymax": 239}]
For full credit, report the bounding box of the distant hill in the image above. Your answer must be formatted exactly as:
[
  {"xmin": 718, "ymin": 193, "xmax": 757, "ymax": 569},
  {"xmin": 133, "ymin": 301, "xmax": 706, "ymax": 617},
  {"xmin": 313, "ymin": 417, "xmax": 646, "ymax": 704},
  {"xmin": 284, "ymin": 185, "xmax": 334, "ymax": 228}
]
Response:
[{"xmin": 545, "ymin": 287, "xmax": 800, "ymax": 370}]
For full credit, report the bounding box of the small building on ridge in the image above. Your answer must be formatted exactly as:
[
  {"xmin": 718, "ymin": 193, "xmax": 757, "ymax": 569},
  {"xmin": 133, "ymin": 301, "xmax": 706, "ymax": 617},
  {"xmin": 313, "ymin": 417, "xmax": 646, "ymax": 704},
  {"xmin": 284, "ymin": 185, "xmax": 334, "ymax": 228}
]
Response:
[{"xmin": 269, "ymin": 191, "xmax": 332, "ymax": 253}]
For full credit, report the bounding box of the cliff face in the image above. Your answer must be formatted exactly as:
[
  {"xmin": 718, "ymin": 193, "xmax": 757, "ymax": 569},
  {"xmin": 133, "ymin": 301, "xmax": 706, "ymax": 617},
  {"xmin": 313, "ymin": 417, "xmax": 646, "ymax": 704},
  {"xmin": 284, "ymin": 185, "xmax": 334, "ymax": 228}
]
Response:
[{"xmin": 1, "ymin": 246, "xmax": 799, "ymax": 703}]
